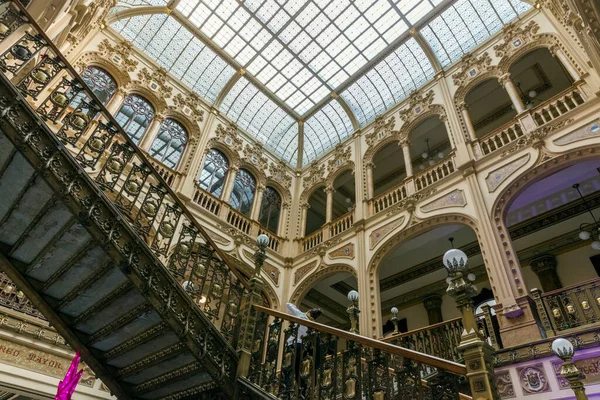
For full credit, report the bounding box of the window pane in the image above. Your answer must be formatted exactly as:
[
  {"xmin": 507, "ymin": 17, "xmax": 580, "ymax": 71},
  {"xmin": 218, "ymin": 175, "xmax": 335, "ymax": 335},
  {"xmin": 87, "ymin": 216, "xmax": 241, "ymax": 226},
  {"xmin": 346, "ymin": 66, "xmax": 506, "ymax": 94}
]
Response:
[
  {"xmin": 149, "ymin": 119, "xmax": 188, "ymax": 168},
  {"xmin": 70, "ymin": 66, "xmax": 117, "ymax": 109},
  {"xmin": 115, "ymin": 95, "xmax": 155, "ymax": 144},
  {"xmin": 229, "ymin": 168, "xmax": 256, "ymax": 216},
  {"xmin": 198, "ymin": 149, "xmax": 229, "ymax": 198},
  {"xmin": 259, "ymin": 187, "xmax": 282, "ymax": 233}
]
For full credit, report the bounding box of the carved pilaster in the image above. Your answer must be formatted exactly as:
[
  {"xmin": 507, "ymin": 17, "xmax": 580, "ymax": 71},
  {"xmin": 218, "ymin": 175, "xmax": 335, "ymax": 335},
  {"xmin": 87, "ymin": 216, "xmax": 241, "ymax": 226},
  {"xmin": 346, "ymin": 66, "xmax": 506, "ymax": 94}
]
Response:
[{"xmin": 530, "ymin": 254, "xmax": 562, "ymax": 292}]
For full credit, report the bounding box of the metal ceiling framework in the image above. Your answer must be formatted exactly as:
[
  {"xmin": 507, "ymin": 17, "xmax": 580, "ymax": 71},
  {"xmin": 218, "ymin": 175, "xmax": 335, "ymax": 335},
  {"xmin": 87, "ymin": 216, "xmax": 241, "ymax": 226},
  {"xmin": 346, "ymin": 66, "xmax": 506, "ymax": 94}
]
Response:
[{"xmin": 107, "ymin": 0, "xmax": 531, "ymax": 167}]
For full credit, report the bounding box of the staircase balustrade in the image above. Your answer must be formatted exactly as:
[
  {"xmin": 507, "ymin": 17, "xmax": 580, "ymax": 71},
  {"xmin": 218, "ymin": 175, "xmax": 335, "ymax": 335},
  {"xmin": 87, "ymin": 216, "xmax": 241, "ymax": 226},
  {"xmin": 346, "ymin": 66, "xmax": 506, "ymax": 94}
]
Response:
[
  {"xmin": 381, "ymin": 306, "xmax": 500, "ymax": 364},
  {"xmin": 531, "ymin": 278, "xmax": 600, "ymax": 335},
  {"xmin": 0, "ymin": 0, "xmax": 249, "ymax": 347},
  {"xmin": 0, "ymin": 271, "xmax": 45, "ymax": 319},
  {"xmin": 246, "ymin": 305, "xmax": 469, "ymax": 399}
]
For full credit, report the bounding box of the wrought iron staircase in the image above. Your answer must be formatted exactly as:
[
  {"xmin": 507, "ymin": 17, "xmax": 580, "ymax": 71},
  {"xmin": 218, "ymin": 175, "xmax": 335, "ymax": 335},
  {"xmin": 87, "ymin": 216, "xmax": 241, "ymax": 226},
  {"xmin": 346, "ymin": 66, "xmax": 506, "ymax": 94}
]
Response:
[{"xmin": 0, "ymin": 1, "xmax": 494, "ymax": 399}]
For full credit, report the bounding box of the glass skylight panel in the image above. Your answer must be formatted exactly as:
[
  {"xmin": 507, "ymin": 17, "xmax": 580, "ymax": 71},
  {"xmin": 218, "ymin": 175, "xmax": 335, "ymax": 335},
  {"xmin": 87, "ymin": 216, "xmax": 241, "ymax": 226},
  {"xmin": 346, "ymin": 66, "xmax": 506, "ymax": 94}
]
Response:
[
  {"xmin": 220, "ymin": 79, "xmax": 298, "ymax": 161},
  {"xmin": 303, "ymin": 100, "xmax": 354, "ymax": 164},
  {"xmin": 118, "ymin": 0, "xmax": 167, "ymax": 5},
  {"xmin": 420, "ymin": 0, "xmax": 531, "ymax": 68},
  {"xmin": 110, "ymin": 15, "xmax": 234, "ymax": 104},
  {"xmin": 341, "ymin": 38, "xmax": 434, "ymax": 126}
]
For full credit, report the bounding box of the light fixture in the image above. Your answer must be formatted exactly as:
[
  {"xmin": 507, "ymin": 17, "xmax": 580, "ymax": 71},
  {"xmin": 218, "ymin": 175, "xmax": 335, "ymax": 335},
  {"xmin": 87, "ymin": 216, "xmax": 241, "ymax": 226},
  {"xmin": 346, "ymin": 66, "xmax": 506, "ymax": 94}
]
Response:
[
  {"xmin": 552, "ymin": 337, "xmax": 574, "ymax": 358},
  {"xmin": 347, "ymin": 290, "xmax": 359, "ymax": 302},
  {"xmin": 516, "ymin": 82, "xmax": 539, "ymax": 110},
  {"xmin": 573, "ymin": 183, "xmax": 600, "ymax": 250},
  {"xmin": 419, "ymin": 138, "xmax": 444, "ymax": 170},
  {"xmin": 444, "ymin": 237, "xmax": 477, "ymax": 282},
  {"xmin": 256, "ymin": 233, "xmax": 270, "ymax": 248}
]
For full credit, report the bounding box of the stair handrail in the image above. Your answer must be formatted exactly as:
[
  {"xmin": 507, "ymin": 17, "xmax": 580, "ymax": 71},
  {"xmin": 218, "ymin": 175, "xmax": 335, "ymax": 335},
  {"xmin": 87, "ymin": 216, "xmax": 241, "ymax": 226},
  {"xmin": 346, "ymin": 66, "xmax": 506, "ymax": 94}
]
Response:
[
  {"xmin": 8, "ymin": 0, "xmax": 251, "ymax": 291},
  {"xmin": 254, "ymin": 304, "xmax": 467, "ymax": 375}
]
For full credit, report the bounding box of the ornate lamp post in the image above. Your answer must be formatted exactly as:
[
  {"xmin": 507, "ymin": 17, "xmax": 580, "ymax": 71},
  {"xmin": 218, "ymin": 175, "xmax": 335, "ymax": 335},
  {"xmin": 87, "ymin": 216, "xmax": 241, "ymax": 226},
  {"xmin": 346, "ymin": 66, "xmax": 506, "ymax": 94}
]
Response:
[
  {"xmin": 236, "ymin": 234, "xmax": 269, "ymax": 378},
  {"xmin": 552, "ymin": 338, "xmax": 588, "ymax": 400},
  {"xmin": 443, "ymin": 248, "xmax": 499, "ymax": 400},
  {"xmin": 347, "ymin": 290, "xmax": 360, "ymax": 334},
  {"xmin": 391, "ymin": 307, "xmax": 399, "ymax": 334}
]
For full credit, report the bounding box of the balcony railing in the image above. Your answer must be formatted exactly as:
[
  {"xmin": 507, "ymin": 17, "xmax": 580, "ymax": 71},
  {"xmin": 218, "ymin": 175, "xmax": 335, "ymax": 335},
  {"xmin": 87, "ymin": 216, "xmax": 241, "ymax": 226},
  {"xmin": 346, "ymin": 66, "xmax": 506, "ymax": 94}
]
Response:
[
  {"xmin": 371, "ymin": 181, "xmax": 409, "ymax": 215},
  {"xmin": 192, "ymin": 183, "xmax": 222, "ymax": 215},
  {"xmin": 227, "ymin": 207, "xmax": 253, "ymax": 235},
  {"xmin": 380, "ymin": 305, "xmax": 500, "ymax": 363},
  {"xmin": 531, "ymin": 84, "xmax": 585, "ymax": 126},
  {"xmin": 330, "ymin": 208, "xmax": 354, "ymax": 237},
  {"xmin": 478, "ymin": 120, "xmax": 525, "ymax": 156},
  {"xmin": 301, "ymin": 228, "xmax": 324, "ymax": 252},
  {"xmin": 247, "ymin": 305, "xmax": 468, "ymax": 399},
  {"xmin": 531, "ymin": 278, "xmax": 600, "ymax": 335},
  {"xmin": 257, "ymin": 228, "xmax": 282, "ymax": 253},
  {"xmin": 146, "ymin": 155, "xmax": 183, "ymax": 188},
  {"xmin": 414, "ymin": 153, "xmax": 456, "ymax": 192},
  {"xmin": 0, "ymin": 2, "xmax": 249, "ymax": 346}
]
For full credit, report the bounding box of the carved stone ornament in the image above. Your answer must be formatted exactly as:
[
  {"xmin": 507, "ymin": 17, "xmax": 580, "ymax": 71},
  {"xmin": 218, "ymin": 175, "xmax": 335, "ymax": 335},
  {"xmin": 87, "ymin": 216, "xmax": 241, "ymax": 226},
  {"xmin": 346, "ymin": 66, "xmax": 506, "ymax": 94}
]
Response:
[
  {"xmin": 172, "ymin": 93, "xmax": 204, "ymax": 122},
  {"xmin": 327, "ymin": 144, "xmax": 352, "ymax": 175},
  {"xmin": 207, "ymin": 122, "xmax": 243, "ymax": 153},
  {"xmin": 495, "ymin": 370, "xmax": 516, "ymax": 399},
  {"xmin": 268, "ymin": 160, "xmax": 292, "ymax": 188},
  {"xmin": 294, "ymin": 261, "xmax": 318, "ymax": 285},
  {"xmin": 421, "ymin": 189, "xmax": 466, "ymax": 212},
  {"xmin": 494, "ymin": 21, "xmax": 540, "ymax": 59},
  {"xmin": 303, "ymin": 161, "xmax": 326, "ymax": 189},
  {"xmin": 243, "ymin": 142, "xmax": 268, "ymax": 170},
  {"xmin": 97, "ymin": 39, "xmax": 138, "ymax": 72},
  {"xmin": 517, "ymin": 364, "xmax": 550, "ymax": 395},
  {"xmin": 329, "ymin": 243, "xmax": 355, "ymax": 259},
  {"xmin": 365, "ymin": 115, "xmax": 396, "ymax": 146},
  {"xmin": 305, "ymin": 237, "xmax": 343, "ymax": 259},
  {"xmin": 554, "ymin": 119, "xmax": 600, "ymax": 145},
  {"xmin": 399, "ymin": 90, "xmax": 435, "ymax": 122},
  {"xmin": 452, "ymin": 52, "xmax": 493, "ymax": 87},
  {"xmin": 385, "ymin": 189, "xmax": 437, "ymax": 216},
  {"xmin": 369, "ymin": 216, "xmax": 405, "ymax": 249},
  {"xmin": 485, "ymin": 153, "xmax": 530, "ymax": 192},
  {"xmin": 136, "ymin": 67, "xmax": 173, "ymax": 99},
  {"xmin": 204, "ymin": 228, "xmax": 231, "ymax": 245}
]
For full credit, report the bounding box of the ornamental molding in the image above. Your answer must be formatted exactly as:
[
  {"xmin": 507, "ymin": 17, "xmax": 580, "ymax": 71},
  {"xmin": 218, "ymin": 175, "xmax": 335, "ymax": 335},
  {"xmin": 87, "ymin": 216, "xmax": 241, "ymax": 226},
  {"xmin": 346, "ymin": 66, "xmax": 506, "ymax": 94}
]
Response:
[
  {"xmin": 421, "ymin": 189, "xmax": 466, "ymax": 212},
  {"xmin": 398, "ymin": 104, "xmax": 448, "ymax": 140},
  {"xmin": 500, "ymin": 118, "xmax": 573, "ymax": 157},
  {"xmin": 172, "ymin": 93, "xmax": 204, "ymax": 122},
  {"xmin": 268, "ymin": 160, "xmax": 292, "ymax": 188},
  {"xmin": 294, "ymin": 261, "xmax": 318, "ymax": 285},
  {"xmin": 329, "ymin": 243, "xmax": 355, "ymax": 260},
  {"xmin": 327, "ymin": 144, "xmax": 353, "ymax": 176},
  {"xmin": 242, "ymin": 141, "xmax": 269, "ymax": 171},
  {"xmin": 398, "ymin": 89, "xmax": 435, "ymax": 123},
  {"xmin": 452, "ymin": 52, "xmax": 495, "ymax": 88},
  {"xmin": 385, "ymin": 188, "xmax": 437, "ymax": 216},
  {"xmin": 123, "ymin": 82, "xmax": 168, "ymax": 114},
  {"xmin": 64, "ymin": 0, "xmax": 114, "ymax": 50},
  {"xmin": 136, "ymin": 67, "xmax": 173, "ymax": 99},
  {"xmin": 304, "ymin": 236, "xmax": 343, "ymax": 259},
  {"xmin": 290, "ymin": 263, "xmax": 356, "ymax": 303},
  {"xmin": 365, "ymin": 115, "xmax": 396, "ymax": 146},
  {"xmin": 302, "ymin": 161, "xmax": 326, "ymax": 189},
  {"xmin": 74, "ymin": 51, "xmax": 131, "ymax": 88},
  {"xmin": 207, "ymin": 122, "xmax": 243, "ymax": 153},
  {"xmin": 554, "ymin": 119, "xmax": 600, "ymax": 145},
  {"xmin": 97, "ymin": 39, "xmax": 138, "ymax": 72},
  {"xmin": 369, "ymin": 216, "xmax": 406, "ymax": 250},
  {"xmin": 494, "ymin": 21, "xmax": 540, "ymax": 59},
  {"xmin": 495, "ymin": 370, "xmax": 516, "ymax": 399},
  {"xmin": 486, "ymin": 153, "xmax": 531, "ymax": 192}
]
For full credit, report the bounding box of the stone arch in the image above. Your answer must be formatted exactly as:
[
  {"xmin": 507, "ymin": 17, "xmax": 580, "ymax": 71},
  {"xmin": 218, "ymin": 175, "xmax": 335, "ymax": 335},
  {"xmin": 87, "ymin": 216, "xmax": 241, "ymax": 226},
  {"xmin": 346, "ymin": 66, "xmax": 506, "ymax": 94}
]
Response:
[
  {"xmin": 74, "ymin": 52, "xmax": 132, "ymax": 88},
  {"xmin": 326, "ymin": 164, "xmax": 355, "ymax": 188},
  {"xmin": 290, "ymin": 263, "xmax": 357, "ymax": 305},
  {"xmin": 265, "ymin": 178, "xmax": 292, "ymax": 207},
  {"xmin": 105, "ymin": 5, "xmax": 168, "ymax": 25},
  {"xmin": 299, "ymin": 182, "xmax": 328, "ymax": 206},
  {"xmin": 123, "ymin": 83, "xmax": 168, "ymax": 114},
  {"xmin": 236, "ymin": 161, "xmax": 266, "ymax": 188},
  {"xmin": 497, "ymin": 34, "xmax": 583, "ymax": 77},
  {"xmin": 399, "ymin": 105, "xmax": 448, "ymax": 139},
  {"xmin": 363, "ymin": 135, "xmax": 402, "ymax": 167},
  {"xmin": 491, "ymin": 146, "xmax": 600, "ymax": 296},
  {"xmin": 454, "ymin": 69, "xmax": 503, "ymax": 107}
]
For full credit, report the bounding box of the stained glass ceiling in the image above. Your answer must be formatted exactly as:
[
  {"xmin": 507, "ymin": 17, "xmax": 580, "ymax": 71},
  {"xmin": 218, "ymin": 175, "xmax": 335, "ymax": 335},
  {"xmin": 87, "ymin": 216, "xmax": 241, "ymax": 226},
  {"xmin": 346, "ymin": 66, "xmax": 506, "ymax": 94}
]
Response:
[{"xmin": 109, "ymin": 0, "xmax": 531, "ymax": 167}]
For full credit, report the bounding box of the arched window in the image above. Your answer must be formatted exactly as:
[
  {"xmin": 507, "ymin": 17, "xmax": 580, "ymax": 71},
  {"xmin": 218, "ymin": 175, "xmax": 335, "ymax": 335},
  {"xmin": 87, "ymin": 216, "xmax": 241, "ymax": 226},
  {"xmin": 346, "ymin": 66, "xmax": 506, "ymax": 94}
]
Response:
[
  {"xmin": 149, "ymin": 119, "xmax": 188, "ymax": 168},
  {"xmin": 198, "ymin": 149, "xmax": 229, "ymax": 198},
  {"xmin": 229, "ymin": 168, "xmax": 256, "ymax": 217},
  {"xmin": 259, "ymin": 187, "xmax": 282, "ymax": 233},
  {"xmin": 71, "ymin": 66, "xmax": 117, "ymax": 109},
  {"xmin": 115, "ymin": 95, "xmax": 155, "ymax": 144}
]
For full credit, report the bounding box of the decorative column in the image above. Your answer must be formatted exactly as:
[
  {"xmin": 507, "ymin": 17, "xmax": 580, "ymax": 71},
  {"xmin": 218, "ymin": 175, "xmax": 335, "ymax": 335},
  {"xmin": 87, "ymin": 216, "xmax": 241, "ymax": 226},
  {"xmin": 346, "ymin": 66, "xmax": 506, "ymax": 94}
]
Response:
[
  {"xmin": 221, "ymin": 165, "xmax": 239, "ymax": 203},
  {"xmin": 139, "ymin": 114, "xmax": 165, "ymax": 151},
  {"xmin": 299, "ymin": 202, "xmax": 309, "ymax": 237},
  {"xmin": 423, "ymin": 294, "xmax": 444, "ymax": 325},
  {"xmin": 325, "ymin": 185, "xmax": 334, "ymax": 223},
  {"xmin": 499, "ymin": 73, "xmax": 525, "ymax": 114},
  {"xmin": 365, "ymin": 161, "xmax": 375, "ymax": 200},
  {"xmin": 552, "ymin": 46, "xmax": 581, "ymax": 81},
  {"xmin": 459, "ymin": 102, "xmax": 477, "ymax": 142},
  {"xmin": 250, "ymin": 185, "xmax": 265, "ymax": 221},
  {"xmin": 347, "ymin": 290, "xmax": 360, "ymax": 334},
  {"xmin": 400, "ymin": 139, "xmax": 413, "ymax": 177},
  {"xmin": 106, "ymin": 89, "xmax": 126, "ymax": 115},
  {"xmin": 530, "ymin": 254, "xmax": 562, "ymax": 292}
]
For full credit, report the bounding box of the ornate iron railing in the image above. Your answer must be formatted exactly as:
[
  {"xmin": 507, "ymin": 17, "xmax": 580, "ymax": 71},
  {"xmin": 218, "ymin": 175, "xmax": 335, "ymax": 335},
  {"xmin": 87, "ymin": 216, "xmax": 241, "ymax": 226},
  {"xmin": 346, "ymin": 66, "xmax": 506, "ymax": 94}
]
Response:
[
  {"xmin": 531, "ymin": 84, "xmax": 585, "ymax": 126},
  {"xmin": 0, "ymin": 271, "xmax": 46, "ymax": 319},
  {"xmin": 531, "ymin": 278, "xmax": 600, "ymax": 335},
  {"xmin": 380, "ymin": 306, "xmax": 500, "ymax": 364},
  {"xmin": 247, "ymin": 305, "xmax": 469, "ymax": 399},
  {"xmin": 0, "ymin": 0, "xmax": 249, "ymax": 346}
]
